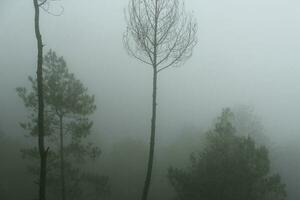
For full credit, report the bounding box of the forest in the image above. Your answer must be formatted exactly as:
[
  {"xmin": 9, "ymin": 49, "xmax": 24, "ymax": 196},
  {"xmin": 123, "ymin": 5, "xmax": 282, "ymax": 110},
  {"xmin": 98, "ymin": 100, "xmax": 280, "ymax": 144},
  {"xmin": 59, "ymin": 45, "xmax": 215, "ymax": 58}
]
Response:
[{"xmin": 0, "ymin": 0, "xmax": 300, "ymax": 200}]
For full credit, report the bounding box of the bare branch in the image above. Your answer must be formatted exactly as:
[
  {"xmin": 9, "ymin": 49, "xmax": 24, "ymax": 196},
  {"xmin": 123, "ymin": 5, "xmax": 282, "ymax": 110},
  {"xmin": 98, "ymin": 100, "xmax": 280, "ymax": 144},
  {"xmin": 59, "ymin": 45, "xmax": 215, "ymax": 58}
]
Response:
[
  {"xmin": 124, "ymin": 0, "xmax": 197, "ymax": 73},
  {"xmin": 39, "ymin": 0, "xmax": 64, "ymax": 16},
  {"xmin": 38, "ymin": 0, "xmax": 48, "ymax": 7},
  {"xmin": 40, "ymin": 5, "xmax": 64, "ymax": 16},
  {"xmin": 123, "ymin": 29, "xmax": 153, "ymax": 66}
]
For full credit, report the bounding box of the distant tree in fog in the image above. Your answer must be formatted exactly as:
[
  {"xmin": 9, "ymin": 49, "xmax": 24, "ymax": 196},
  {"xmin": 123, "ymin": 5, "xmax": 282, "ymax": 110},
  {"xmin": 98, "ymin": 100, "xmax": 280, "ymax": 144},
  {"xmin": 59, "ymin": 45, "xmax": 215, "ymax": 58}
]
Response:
[
  {"xmin": 232, "ymin": 105, "xmax": 268, "ymax": 145},
  {"xmin": 17, "ymin": 50, "xmax": 109, "ymax": 200},
  {"xmin": 168, "ymin": 108, "xmax": 287, "ymax": 200},
  {"xmin": 123, "ymin": 0, "xmax": 197, "ymax": 199}
]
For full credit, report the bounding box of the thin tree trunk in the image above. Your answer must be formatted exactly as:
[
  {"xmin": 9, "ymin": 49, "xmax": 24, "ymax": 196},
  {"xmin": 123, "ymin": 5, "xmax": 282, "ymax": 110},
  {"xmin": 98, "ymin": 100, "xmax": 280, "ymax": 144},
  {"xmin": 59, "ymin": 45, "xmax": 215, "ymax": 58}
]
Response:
[
  {"xmin": 33, "ymin": 1, "xmax": 48, "ymax": 200},
  {"xmin": 59, "ymin": 116, "xmax": 66, "ymax": 200},
  {"xmin": 142, "ymin": 2, "xmax": 159, "ymax": 199},
  {"xmin": 142, "ymin": 68, "xmax": 158, "ymax": 200}
]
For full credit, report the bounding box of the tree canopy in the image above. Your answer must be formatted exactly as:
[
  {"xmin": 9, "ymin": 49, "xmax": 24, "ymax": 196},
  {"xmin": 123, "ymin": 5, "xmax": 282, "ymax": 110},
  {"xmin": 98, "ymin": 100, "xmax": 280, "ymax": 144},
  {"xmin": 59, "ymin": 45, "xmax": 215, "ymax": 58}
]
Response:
[
  {"xmin": 17, "ymin": 50, "xmax": 109, "ymax": 200},
  {"xmin": 168, "ymin": 108, "xmax": 287, "ymax": 200}
]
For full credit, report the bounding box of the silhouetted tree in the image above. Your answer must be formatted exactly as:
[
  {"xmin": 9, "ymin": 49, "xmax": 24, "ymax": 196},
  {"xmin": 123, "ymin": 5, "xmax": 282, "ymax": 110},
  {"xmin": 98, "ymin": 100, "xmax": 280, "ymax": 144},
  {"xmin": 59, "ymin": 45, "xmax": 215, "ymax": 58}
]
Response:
[
  {"xmin": 17, "ymin": 50, "xmax": 109, "ymax": 200},
  {"xmin": 32, "ymin": 1, "xmax": 64, "ymax": 199},
  {"xmin": 33, "ymin": 1, "xmax": 48, "ymax": 199},
  {"xmin": 168, "ymin": 108, "xmax": 287, "ymax": 200},
  {"xmin": 124, "ymin": 1, "xmax": 197, "ymax": 199}
]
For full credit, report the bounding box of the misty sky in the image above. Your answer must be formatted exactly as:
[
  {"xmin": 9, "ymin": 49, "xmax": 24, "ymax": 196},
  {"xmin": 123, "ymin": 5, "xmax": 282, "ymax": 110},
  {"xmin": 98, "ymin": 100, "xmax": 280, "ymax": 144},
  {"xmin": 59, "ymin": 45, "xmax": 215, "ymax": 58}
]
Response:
[{"xmin": 1, "ymin": 0, "xmax": 300, "ymax": 145}]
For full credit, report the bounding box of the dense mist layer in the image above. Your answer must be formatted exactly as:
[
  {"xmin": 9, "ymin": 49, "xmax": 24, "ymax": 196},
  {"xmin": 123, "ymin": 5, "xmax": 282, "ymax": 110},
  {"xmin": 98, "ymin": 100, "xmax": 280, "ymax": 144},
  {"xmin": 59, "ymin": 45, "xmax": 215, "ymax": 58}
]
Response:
[{"xmin": 0, "ymin": 0, "xmax": 300, "ymax": 200}]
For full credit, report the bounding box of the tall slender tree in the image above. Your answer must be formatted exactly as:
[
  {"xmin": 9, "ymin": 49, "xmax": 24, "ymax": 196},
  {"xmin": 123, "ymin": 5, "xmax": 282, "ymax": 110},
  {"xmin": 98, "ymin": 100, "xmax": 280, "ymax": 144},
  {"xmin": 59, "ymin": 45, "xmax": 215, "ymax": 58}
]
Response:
[
  {"xmin": 33, "ymin": 1, "xmax": 48, "ymax": 199},
  {"xmin": 42, "ymin": 50, "xmax": 97, "ymax": 200},
  {"xmin": 123, "ymin": 1, "xmax": 197, "ymax": 199},
  {"xmin": 32, "ymin": 2, "xmax": 63, "ymax": 199}
]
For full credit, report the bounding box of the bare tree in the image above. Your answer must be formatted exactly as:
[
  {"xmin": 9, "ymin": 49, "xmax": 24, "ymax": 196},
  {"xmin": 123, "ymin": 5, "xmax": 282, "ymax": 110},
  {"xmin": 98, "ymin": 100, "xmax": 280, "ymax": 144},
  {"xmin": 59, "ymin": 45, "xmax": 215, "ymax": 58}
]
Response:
[
  {"xmin": 123, "ymin": 0, "xmax": 197, "ymax": 200},
  {"xmin": 32, "ymin": 1, "xmax": 63, "ymax": 200}
]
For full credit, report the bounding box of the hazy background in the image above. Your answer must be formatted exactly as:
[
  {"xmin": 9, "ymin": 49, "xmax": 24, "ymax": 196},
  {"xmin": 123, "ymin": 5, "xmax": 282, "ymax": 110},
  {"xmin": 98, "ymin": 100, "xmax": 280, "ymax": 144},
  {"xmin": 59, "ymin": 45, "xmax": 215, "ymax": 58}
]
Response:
[{"xmin": 0, "ymin": 0, "xmax": 300, "ymax": 199}]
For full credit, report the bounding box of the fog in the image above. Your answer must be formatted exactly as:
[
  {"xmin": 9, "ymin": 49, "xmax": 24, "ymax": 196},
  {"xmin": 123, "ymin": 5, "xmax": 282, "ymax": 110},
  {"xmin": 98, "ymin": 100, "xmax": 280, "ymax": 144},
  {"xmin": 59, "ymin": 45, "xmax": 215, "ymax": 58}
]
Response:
[{"xmin": 0, "ymin": 0, "xmax": 300, "ymax": 200}]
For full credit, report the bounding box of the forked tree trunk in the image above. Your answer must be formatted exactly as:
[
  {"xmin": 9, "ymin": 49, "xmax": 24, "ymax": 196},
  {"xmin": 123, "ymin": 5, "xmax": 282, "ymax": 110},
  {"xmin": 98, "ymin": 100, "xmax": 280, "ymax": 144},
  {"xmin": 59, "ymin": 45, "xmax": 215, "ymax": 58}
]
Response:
[
  {"xmin": 59, "ymin": 116, "xmax": 66, "ymax": 200},
  {"xmin": 33, "ymin": 1, "xmax": 48, "ymax": 200}
]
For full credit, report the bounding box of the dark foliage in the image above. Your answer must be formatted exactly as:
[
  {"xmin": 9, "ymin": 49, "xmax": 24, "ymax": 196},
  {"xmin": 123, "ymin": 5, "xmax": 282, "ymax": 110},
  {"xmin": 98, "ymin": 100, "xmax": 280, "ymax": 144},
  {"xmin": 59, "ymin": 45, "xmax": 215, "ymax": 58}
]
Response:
[
  {"xmin": 168, "ymin": 108, "xmax": 287, "ymax": 200},
  {"xmin": 17, "ymin": 50, "xmax": 109, "ymax": 200}
]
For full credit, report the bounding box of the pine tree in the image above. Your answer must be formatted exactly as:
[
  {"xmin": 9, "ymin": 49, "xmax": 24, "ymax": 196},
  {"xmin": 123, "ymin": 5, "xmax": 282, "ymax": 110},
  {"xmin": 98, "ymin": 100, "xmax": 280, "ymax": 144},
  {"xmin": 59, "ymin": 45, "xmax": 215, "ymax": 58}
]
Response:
[
  {"xmin": 17, "ymin": 50, "xmax": 109, "ymax": 200},
  {"xmin": 168, "ymin": 108, "xmax": 287, "ymax": 200}
]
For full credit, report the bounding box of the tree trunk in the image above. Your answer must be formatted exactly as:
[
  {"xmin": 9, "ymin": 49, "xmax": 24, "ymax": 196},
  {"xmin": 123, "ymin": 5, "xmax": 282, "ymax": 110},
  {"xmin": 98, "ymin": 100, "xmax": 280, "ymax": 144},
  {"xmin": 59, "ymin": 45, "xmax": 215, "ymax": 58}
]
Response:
[
  {"xmin": 142, "ymin": 68, "xmax": 158, "ymax": 200},
  {"xmin": 59, "ymin": 116, "xmax": 66, "ymax": 200},
  {"xmin": 33, "ymin": 1, "xmax": 48, "ymax": 200},
  {"xmin": 142, "ymin": 2, "xmax": 159, "ymax": 199}
]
